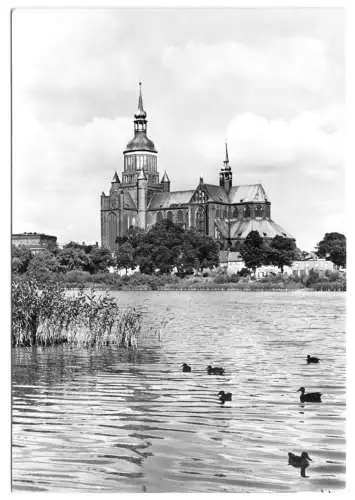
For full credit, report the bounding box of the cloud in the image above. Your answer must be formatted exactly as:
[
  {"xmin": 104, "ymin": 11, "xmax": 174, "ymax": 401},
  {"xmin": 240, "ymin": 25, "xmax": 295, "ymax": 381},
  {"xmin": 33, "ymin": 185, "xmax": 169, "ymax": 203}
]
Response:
[
  {"xmin": 11, "ymin": 9, "xmax": 345, "ymax": 250},
  {"xmin": 162, "ymin": 37, "xmax": 328, "ymax": 93},
  {"xmin": 12, "ymin": 113, "xmax": 134, "ymax": 242},
  {"xmin": 195, "ymin": 107, "xmax": 343, "ymax": 179}
]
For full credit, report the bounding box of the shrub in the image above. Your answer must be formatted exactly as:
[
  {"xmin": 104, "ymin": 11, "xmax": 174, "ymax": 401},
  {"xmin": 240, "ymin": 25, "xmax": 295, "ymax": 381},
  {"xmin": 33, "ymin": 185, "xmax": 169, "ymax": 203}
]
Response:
[
  {"xmin": 229, "ymin": 273, "xmax": 240, "ymax": 283},
  {"xmin": 62, "ymin": 270, "xmax": 92, "ymax": 283},
  {"xmin": 305, "ymin": 269, "xmax": 320, "ymax": 286},
  {"xmin": 12, "ymin": 277, "xmax": 142, "ymax": 348},
  {"xmin": 237, "ymin": 267, "xmax": 250, "ymax": 278}
]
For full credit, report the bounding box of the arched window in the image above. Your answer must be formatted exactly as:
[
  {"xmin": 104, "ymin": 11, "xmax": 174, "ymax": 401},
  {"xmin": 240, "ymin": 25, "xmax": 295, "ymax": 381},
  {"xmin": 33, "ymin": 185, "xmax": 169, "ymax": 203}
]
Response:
[
  {"xmin": 156, "ymin": 211, "xmax": 163, "ymax": 223},
  {"xmin": 256, "ymin": 205, "xmax": 263, "ymax": 217},
  {"xmin": 167, "ymin": 211, "xmax": 173, "ymax": 221},
  {"xmin": 196, "ymin": 206, "xmax": 207, "ymax": 234},
  {"xmin": 244, "ymin": 205, "xmax": 251, "ymax": 218},
  {"xmin": 177, "ymin": 210, "xmax": 184, "ymax": 225},
  {"xmin": 233, "ymin": 207, "xmax": 238, "ymax": 218}
]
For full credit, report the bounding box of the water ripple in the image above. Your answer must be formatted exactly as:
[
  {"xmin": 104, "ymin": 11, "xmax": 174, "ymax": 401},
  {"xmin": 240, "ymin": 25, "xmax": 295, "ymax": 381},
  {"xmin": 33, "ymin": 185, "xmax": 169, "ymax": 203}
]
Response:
[{"xmin": 12, "ymin": 291, "xmax": 346, "ymax": 492}]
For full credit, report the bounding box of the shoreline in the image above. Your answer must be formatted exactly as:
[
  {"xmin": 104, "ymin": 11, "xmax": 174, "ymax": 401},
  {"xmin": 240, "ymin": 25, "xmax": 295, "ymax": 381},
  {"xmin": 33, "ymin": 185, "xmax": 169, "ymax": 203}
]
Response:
[{"xmin": 67, "ymin": 285, "xmax": 346, "ymax": 293}]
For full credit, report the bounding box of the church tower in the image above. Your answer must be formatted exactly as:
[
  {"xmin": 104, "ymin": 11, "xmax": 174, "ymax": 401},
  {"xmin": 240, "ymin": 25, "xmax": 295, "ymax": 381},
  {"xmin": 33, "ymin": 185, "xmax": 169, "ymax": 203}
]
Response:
[
  {"xmin": 122, "ymin": 83, "xmax": 161, "ymax": 204},
  {"xmin": 160, "ymin": 171, "xmax": 170, "ymax": 193},
  {"xmin": 219, "ymin": 142, "xmax": 232, "ymax": 193}
]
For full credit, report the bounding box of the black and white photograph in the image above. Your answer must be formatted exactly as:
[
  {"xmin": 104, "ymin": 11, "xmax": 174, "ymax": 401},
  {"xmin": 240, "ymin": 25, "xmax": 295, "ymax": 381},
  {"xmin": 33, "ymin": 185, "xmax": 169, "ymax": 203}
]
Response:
[{"xmin": 10, "ymin": 3, "xmax": 348, "ymax": 494}]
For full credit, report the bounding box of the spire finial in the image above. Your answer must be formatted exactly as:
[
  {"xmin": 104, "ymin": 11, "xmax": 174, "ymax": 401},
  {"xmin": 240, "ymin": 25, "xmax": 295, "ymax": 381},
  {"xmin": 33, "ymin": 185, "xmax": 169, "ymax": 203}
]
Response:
[
  {"xmin": 138, "ymin": 81, "xmax": 144, "ymax": 111},
  {"xmin": 224, "ymin": 140, "xmax": 229, "ymax": 165}
]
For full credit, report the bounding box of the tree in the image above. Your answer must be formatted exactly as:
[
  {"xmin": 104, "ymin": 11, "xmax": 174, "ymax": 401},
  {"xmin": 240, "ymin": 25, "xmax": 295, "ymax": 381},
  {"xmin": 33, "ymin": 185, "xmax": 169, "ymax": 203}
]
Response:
[
  {"xmin": 27, "ymin": 250, "xmax": 61, "ymax": 280},
  {"xmin": 116, "ymin": 241, "xmax": 135, "ymax": 274},
  {"xmin": 316, "ymin": 232, "xmax": 346, "ymax": 268},
  {"xmin": 12, "ymin": 245, "xmax": 33, "ymax": 274},
  {"xmin": 265, "ymin": 235, "xmax": 297, "ymax": 273},
  {"xmin": 133, "ymin": 220, "xmax": 183, "ymax": 274},
  {"xmin": 240, "ymin": 231, "xmax": 265, "ymax": 273},
  {"xmin": 132, "ymin": 219, "xmax": 219, "ymax": 275},
  {"xmin": 116, "ymin": 226, "xmax": 145, "ymax": 249},
  {"xmin": 90, "ymin": 247, "xmax": 114, "ymax": 273},
  {"xmin": 184, "ymin": 229, "xmax": 219, "ymax": 272},
  {"xmin": 57, "ymin": 246, "xmax": 92, "ymax": 272}
]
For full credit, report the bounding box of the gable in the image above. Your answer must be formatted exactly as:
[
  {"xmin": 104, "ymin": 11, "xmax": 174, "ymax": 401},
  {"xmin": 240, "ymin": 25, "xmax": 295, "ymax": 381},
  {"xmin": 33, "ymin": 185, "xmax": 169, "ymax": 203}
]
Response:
[
  {"xmin": 190, "ymin": 183, "xmax": 229, "ymax": 204},
  {"xmin": 228, "ymin": 184, "xmax": 269, "ymax": 204}
]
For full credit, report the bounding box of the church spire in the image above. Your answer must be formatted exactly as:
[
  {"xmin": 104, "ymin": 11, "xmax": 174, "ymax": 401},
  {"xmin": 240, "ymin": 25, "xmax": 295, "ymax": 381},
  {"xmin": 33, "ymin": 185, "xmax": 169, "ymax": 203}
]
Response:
[
  {"xmin": 224, "ymin": 141, "xmax": 229, "ymax": 167},
  {"xmin": 219, "ymin": 141, "xmax": 232, "ymax": 193},
  {"xmin": 135, "ymin": 81, "xmax": 147, "ymax": 120}
]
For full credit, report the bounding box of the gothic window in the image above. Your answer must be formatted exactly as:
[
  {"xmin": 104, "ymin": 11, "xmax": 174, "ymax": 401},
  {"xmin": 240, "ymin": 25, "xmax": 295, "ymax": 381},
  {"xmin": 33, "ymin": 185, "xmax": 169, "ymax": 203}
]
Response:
[
  {"xmin": 156, "ymin": 211, "xmax": 163, "ymax": 223},
  {"xmin": 177, "ymin": 210, "xmax": 184, "ymax": 225},
  {"xmin": 167, "ymin": 211, "xmax": 173, "ymax": 221},
  {"xmin": 244, "ymin": 205, "xmax": 251, "ymax": 218},
  {"xmin": 196, "ymin": 206, "xmax": 207, "ymax": 234},
  {"xmin": 256, "ymin": 205, "xmax": 263, "ymax": 217},
  {"xmin": 194, "ymin": 189, "xmax": 207, "ymax": 204}
]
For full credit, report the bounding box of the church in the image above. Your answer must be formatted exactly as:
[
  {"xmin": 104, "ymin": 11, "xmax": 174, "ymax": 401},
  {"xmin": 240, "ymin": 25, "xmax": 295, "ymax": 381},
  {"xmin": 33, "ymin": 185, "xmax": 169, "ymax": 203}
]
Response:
[{"xmin": 101, "ymin": 84, "xmax": 293, "ymax": 252}]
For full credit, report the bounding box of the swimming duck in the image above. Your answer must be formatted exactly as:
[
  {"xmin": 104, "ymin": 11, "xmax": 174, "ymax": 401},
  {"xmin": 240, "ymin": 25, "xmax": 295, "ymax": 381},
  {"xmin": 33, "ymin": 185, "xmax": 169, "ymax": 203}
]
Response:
[
  {"xmin": 307, "ymin": 355, "xmax": 320, "ymax": 364},
  {"xmin": 218, "ymin": 390, "xmax": 232, "ymax": 403},
  {"xmin": 288, "ymin": 451, "xmax": 312, "ymax": 477},
  {"xmin": 182, "ymin": 363, "xmax": 191, "ymax": 373},
  {"xmin": 297, "ymin": 387, "xmax": 322, "ymax": 402},
  {"xmin": 207, "ymin": 365, "xmax": 225, "ymax": 375}
]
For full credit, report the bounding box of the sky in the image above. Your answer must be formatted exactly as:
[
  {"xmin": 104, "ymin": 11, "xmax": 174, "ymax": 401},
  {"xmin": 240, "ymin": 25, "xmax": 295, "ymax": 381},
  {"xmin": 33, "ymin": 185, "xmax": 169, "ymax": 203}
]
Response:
[{"xmin": 11, "ymin": 7, "xmax": 345, "ymax": 251}]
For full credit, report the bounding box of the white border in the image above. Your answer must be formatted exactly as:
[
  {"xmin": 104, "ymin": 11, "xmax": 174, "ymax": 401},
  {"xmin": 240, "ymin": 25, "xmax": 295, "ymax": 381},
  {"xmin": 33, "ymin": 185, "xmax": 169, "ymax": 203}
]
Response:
[{"xmin": 1, "ymin": 1, "xmax": 353, "ymax": 500}]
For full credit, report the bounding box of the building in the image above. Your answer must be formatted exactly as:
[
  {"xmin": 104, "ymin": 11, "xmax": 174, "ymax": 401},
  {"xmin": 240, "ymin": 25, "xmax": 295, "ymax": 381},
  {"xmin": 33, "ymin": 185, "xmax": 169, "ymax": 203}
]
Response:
[
  {"xmin": 219, "ymin": 251, "xmax": 335, "ymax": 277},
  {"xmin": 101, "ymin": 84, "xmax": 293, "ymax": 252},
  {"xmin": 12, "ymin": 232, "xmax": 57, "ymax": 254}
]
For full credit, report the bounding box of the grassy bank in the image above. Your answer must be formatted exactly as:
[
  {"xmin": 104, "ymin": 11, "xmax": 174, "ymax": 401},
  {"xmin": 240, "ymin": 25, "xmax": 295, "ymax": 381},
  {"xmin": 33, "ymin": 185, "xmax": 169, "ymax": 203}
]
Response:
[
  {"xmin": 12, "ymin": 267, "xmax": 346, "ymax": 293},
  {"xmin": 56, "ymin": 269, "xmax": 345, "ymax": 292},
  {"xmin": 12, "ymin": 277, "xmax": 142, "ymax": 347}
]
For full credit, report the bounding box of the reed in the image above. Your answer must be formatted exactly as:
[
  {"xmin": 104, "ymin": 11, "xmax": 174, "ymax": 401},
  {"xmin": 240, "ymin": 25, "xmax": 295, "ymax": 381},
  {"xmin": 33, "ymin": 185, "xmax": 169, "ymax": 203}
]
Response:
[{"xmin": 12, "ymin": 277, "xmax": 142, "ymax": 348}]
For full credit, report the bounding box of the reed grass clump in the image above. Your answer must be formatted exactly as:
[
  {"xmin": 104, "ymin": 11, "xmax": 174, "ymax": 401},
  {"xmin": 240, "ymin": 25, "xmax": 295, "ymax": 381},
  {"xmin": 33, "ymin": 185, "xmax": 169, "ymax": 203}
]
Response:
[{"xmin": 12, "ymin": 277, "xmax": 142, "ymax": 348}]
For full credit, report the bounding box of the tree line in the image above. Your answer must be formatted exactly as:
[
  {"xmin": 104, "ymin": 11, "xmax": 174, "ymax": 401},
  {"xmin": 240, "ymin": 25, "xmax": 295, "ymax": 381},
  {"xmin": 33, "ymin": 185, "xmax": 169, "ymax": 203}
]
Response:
[
  {"xmin": 11, "ymin": 220, "xmax": 220, "ymax": 278},
  {"xmin": 115, "ymin": 219, "xmax": 219, "ymax": 275},
  {"xmin": 12, "ymin": 241, "xmax": 114, "ymax": 278},
  {"xmin": 239, "ymin": 230, "xmax": 346, "ymax": 273},
  {"xmin": 12, "ymin": 222, "xmax": 346, "ymax": 280}
]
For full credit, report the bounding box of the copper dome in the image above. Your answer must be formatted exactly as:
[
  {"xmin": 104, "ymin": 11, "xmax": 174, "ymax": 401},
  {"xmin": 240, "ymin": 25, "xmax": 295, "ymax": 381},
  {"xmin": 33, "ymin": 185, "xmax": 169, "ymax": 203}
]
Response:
[{"xmin": 125, "ymin": 131, "xmax": 157, "ymax": 153}]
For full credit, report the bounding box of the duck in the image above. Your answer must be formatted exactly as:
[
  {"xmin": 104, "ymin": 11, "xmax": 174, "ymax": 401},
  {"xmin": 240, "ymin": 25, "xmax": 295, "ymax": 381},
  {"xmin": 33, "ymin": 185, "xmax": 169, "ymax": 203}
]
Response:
[
  {"xmin": 297, "ymin": 387, "xmax": 322, "ymax": 402},
  {"xmin": 288, "ymin": 451, "xmax": 312, "ymax": 477},
  {"xmin": 307, "ymin": 355, "xmax": 320, "ymax": 364},
  {"xmin": 182, "ymin": 363, "xmax": 191, "ymax": 373},
  {"xmin": 218, "ymin": 390, "xmax": 232, "ymax": 403},
  {"xmin": 207, "ymin": 365, "xmax": 225, "ymax": 375}
]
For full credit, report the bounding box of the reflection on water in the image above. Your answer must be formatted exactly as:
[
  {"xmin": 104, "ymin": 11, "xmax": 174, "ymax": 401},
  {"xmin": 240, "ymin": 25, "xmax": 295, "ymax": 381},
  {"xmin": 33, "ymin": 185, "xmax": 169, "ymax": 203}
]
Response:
[{"xmin": 12, "ymin": 291, "xmax": 346, "ymax": 492}]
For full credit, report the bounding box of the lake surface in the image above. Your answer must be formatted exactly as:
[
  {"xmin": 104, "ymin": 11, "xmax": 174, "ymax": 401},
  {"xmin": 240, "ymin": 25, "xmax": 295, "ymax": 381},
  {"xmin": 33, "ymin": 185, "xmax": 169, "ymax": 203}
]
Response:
[{"xmin": 12, "ymin": 291, "xmax": 346, "ymax": 492}]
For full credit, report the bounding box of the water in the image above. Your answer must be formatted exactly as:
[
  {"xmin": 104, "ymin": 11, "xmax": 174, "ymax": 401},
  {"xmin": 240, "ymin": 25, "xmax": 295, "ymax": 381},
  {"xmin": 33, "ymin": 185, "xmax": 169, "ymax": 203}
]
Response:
[{"xmin": 12, "ymin": 291, "xmax": 346, "ymax": 492}]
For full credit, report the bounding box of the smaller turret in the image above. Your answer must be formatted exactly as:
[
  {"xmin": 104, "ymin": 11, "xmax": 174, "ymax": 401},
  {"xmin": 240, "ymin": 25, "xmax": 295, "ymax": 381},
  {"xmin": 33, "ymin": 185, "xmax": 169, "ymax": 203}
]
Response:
[
  {"xmin": 160, "ymin": 171, "xmax": 170, "ymax": 193},
  {"xmin": 110, "ymin": 172, "xmax": 121, "ymax": 195},
  {"xmin": 219, "ymin": 142, "xmax": 232, "ymax": 193},
  {"xmin": 113, "ymin": 171, "xmax": 120, "ymax": 183}
]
